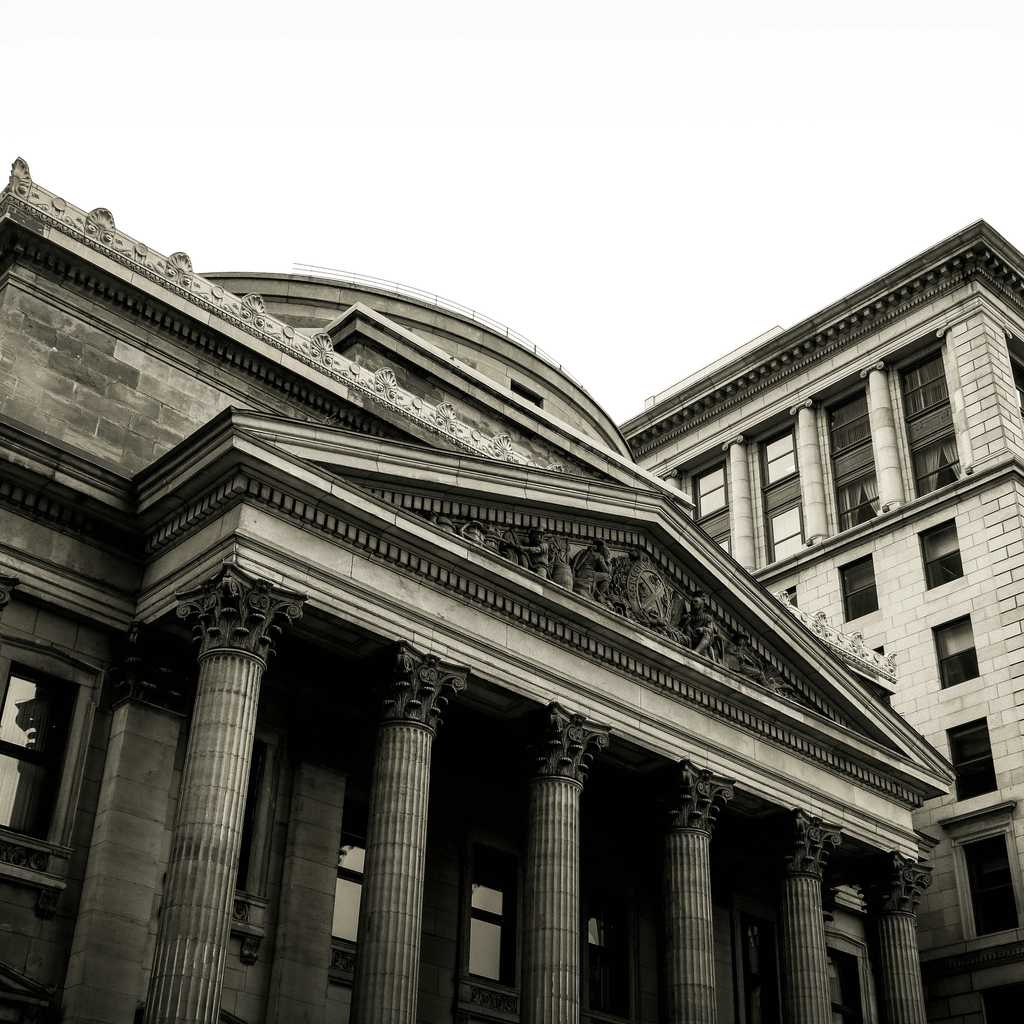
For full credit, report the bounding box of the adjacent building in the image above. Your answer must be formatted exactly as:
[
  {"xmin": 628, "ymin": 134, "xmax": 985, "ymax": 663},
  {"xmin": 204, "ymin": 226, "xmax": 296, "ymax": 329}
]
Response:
[
  {"xmin": 0, "ymin": 156, "xmax": 953, "ymax": 1024},
  {"xmin": 624, "ymin": 220, "xmax": 1024, "ymax": 1020}
]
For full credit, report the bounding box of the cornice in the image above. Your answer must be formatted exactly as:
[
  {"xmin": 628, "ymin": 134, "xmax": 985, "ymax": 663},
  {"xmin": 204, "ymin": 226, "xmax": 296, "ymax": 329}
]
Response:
[
  {"xmin": 625, "ymin": 224, "xmax": 1024, "ymax": 456},
  {"xmin": 140, "ymin": 443, "xmax": 946, "ymax": 807}
]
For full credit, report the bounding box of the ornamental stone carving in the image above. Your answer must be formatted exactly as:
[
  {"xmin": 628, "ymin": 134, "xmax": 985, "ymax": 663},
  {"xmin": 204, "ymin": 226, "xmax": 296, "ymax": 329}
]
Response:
[
  {"xmin": 9, "ymin": 156, "xmax": 31, "ymax": 197},
  {"xmin": 176, "ymin": 562, "xmax": 306, "ymax": 663},
  {"xmin": 381, "ymin": 643, "xmax": 469, "ymax": 731},
  {"xmin": 666, "ymin": 759, "xmax": 735, "ymax": 834},
  {"xmin": 867, "ymin": 852, "xmax": 932, "ymax": 915},
  {"xmin": 784, "ymin": 809, "xmax": 842, "ymax": 879},
  {"xmin": 532, "ymin": 702, "xmax": 609, "ymax": 784},
  {"xmin": 0, "ymin": 571, "xmax": 19, "ymax": 611}
]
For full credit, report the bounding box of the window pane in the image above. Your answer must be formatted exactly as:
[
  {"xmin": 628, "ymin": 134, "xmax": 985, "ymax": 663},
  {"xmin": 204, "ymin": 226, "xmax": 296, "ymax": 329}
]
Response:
[
  {"xmin": 829, "ymin": 394, "xmax": 871, "ymax": 451},
  {"xmin": 966, "ymin": 835, "xmax": 1019, "ymax": 935},
  {"xmin": 587, "ymin": 901, "xmax": 630, "ymax": 1016},
  {"xmin": 903, "ymin": 355, "xmax": 949, "ymax": 415},
  {"xmin": 698, "ymin": 466, "xmax": 725, "ymax": 497},
  {"xmin": 470, "ymin": 917, "xmax": 503, "ymax": 980},
  {"xmin": 339, "ymin": 843, "xmax": 365, "ymax": 873},
  {"xmin": 770, "ymin": 507, "xmax": 803, "ymax": 560},
  {"xmin": 332, "ymin": 876, "xmax": 362, "ymax": 941},
  {"xmin": 0, "ymin": 752, "xmax": 48, "ymax": 835},
  {"xmin": 765, "ymin": 434, "xmax": 796, "ymax": 483},
  {"xmin": 937, "ymin": 619, "xmax": 974, "ymax": 658},
  {"xmin": 913, "ymin": 438, "xmax": 959, "ymax": 495},
  {"xmin": 472, "ymin": 882, "xmax": 504, "ymax": 916},
  {"xmin": 0, "ymin": 676, "xmax": 54, "ymax": 752}
]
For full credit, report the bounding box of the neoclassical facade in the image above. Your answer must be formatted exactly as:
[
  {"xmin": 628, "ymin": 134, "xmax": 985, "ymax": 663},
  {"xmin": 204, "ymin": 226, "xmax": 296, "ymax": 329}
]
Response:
[
  {"xmin": 0, "ymin": 158, "xmax": 950, "ymax": 1024},
  {"xmin": 625, "ymin": 220, "xmax": 1024, "ymax": 1019}
]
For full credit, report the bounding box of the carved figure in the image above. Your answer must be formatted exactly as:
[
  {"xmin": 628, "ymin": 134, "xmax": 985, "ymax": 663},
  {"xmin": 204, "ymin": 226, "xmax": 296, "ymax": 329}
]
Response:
[
  {"xmin": 679, "ymin": 593, "xmax": 724, "ymax": 662},
  {"xmin": 572, "ymin": 541, "xmax": 612, "ymax": 602},
  {"xmin": 514, "ymin": 527, "xmax": 552, "ymax": 579},
  {"xmin": 723, "ymin": 632, "xmax": 789, "ymax": 694},
  {"xmin": 549, "ymin": 536, "xmax": 574, "ymax": 589}
]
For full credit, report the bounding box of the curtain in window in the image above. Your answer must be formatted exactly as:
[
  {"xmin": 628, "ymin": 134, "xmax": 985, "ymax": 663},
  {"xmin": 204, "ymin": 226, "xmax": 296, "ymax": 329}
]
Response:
[{"xmin": 918, "ymin": 438, "xmax": 959, "ymax": 481}]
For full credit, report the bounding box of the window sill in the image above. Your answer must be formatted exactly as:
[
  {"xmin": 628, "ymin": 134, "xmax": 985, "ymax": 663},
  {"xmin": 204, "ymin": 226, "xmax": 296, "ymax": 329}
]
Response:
[
  {"xmin": 0, "ymin": 827, "xmax": 70, "ymax": 918},
  {"xmin": 457, "ymin": 976, "xmax": 520, "ymax": 1020}
]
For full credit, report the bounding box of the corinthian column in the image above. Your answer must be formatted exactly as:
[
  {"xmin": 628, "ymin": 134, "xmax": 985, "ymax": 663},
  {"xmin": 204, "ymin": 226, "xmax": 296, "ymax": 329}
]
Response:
[
  {"xmin": 144, "ymin": 564, "xmax": 305, "ymax": 1024},
  {"xmin": 350, "ymin": 644, "xmax": 468, "ymax": 1024},
  {"xmin": 522, "ymin": 703, "xmax": 610, "ymax": 1024},
  {"xmin": 664, "ymin": 761, "xmax": 734, "ymax": 1024},
  {"xmin": 867, "ymin": 853, "xmax": 932, "ymax": 1024},
  {"xmin": 0, "ymin": 572, "xmax": 19, "ymax": 617},
  {"xmin": 779, "ymin": 810, "xmax": 842, "ymax": 1024},
  {"xmin": 791, "ymin": 401, "xmax": 828, "ymax": 545},
  {"xmin": 723, "ymin": 437, "xmax": 755, "ymax": 570},
  {"xmin": 860, "ymin": 362, "xmax": 906, "ymax": 511}
]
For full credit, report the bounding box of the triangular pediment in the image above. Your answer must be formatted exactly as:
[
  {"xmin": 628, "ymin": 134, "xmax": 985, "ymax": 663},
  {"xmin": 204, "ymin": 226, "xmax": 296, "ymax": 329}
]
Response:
[{"xmin": 135, "ymin": 409, "xmax": 953, "ymax": 803}]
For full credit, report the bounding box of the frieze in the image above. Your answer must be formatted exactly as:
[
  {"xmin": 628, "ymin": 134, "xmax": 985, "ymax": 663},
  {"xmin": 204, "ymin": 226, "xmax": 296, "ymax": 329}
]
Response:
[
  {"xmin": 2, "ymin": 159, "xmax": 574, "ymax": 475},
  {"xmin": 415, "ymin": 507, "xmax": 817, "ymax": 713},
  {"xmin": 0, "ymin": 838, "xmax": 49, "ymax": 873},
  {"xmin": 143, "ymin": 469, "xmax": 926, "ymax": 807}
]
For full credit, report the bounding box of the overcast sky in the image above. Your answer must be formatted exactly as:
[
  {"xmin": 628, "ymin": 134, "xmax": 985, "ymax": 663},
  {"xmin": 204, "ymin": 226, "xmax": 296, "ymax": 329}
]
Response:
[{"xmin": 4, "ymin": 1, "xmax": 1024, "ymax": 425}]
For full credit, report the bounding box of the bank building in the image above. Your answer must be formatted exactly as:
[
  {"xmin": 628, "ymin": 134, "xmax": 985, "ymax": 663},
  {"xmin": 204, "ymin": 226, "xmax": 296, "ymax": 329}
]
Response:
[{"xmin": 0, "ymin": 156, "xmax": 1019, "ymax": 1024}]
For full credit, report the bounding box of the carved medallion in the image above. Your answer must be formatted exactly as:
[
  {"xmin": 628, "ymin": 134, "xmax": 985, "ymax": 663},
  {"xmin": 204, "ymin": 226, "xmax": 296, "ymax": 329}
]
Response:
[{"xmin": 626, "ymin": 558, "xmax": 671, "ymax": 624}]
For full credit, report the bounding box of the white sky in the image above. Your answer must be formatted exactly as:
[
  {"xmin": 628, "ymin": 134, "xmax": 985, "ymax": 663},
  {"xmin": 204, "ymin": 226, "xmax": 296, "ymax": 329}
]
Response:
[{"xmin": 4, "ymin": 1, "xmax": 1024, "ymax": 425}]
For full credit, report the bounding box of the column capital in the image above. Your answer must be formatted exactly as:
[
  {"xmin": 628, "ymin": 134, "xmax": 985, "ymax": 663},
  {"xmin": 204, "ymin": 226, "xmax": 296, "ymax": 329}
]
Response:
[
  {"xmin": 859, "ymin": 360, "xmax": 886, "ymax": 380},
  {"xmin": 0, "ymin": 571, "xmax": 19, "ymax": 610},
  {"xmin": 381, "ymin": 642, "xmax": 468, "ymax": 730},
  {"xmin": 721, "ymin": 434, "xmax": 745, "ymax": 453},
  {"xmin": 532, "ymin": 702, "xmax": 609, "ymax": 784},
  {"xmin": 788, "ymin": 399, "xmax": 815, "ymax": 417},
  {"xmin": 783, "ymin": 809, "xmax": 842, "ymax": 879},
  {"xmin": 176, "ymin": 562, "xmax": 306, "ymax": 664},
  {"xmin": 865, "ymin": 851, "xmax": 932, "ymax": 916},
  {"xmin": 666, "ymin": 759, "xmax": 735, "ymax": 835}
]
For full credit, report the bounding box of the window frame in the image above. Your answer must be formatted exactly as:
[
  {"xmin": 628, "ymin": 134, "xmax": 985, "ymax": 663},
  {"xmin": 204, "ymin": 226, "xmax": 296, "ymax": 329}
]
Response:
[
  {"xmin": 828, "ymin": 389, "xmax": 878, "ymax": 533},
  {"xmin": 963, "ymin": 833, "xmax": 1020, "ymax": 936},
  {"xmin": 693, "ymin": 462, "xmax": 728, "ymax": 521},
  {"xmin": 460, "ymin": 841, "xmax": 520, "ymax": 992},
  {"xmin": 899, "ymin": 349, "xmax": 960, "ymax": 497},
  {"xmin": 761, "ymin": 430, "xmax": 798, "ymax": 486},
  {"xmin": 332, "ymin": 800, "xmax": 368, "ymax": 944},
  {"xmin": 934, "ymin": 616, "xmax": 980, "ymax": 688},
  {"xmin": 839, "ymin": 555, "xmax": 878, "ymax": 622},
  {"xmin": 582, "ymin": 883, "xmax": 634, "ymax": 1018},
  {"xmin": 948, "ymin": 719, "xmax": 998, "ymax": 802},
  {"xmin": 766, "ymin": 503, "xmax": 804, "ymax": 563},
  {"xmin": 920, "ymin": 520, "xmax": 964, "ymax": 590}
]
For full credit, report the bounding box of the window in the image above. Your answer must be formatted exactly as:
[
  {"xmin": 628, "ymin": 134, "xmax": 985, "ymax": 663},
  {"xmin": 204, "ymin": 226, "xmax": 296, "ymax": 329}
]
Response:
[
  {"xmin": 964, "ymin": 834, "xmax": 1019, "ymax": 935},
  {"xmin": 742, "ymin": 916, "xmax": 780, "ymax": 1024},
  {"xmin": 468, "ymin": 846, "xmax": 517, "ymax": 985},
  {"xmin": 510, "ymin": 379, "xmax": 544, "ymax": 408},
  {"xmin": 829, "ymin": 391, "xmax": 878, "ymax": 532},
  {"xmin": 0, "ymin": 670, "xmax": 72, "ymax": 838},
  {"xmin": 762, "ymin": 431, "xmax": 802, "ymax": 563},
  {"xmin": 935, "ymin": 617, "xmax": 979, "ymax": 688},
  {"xmin": 695, "ymin": 464, "xmax": 727, "ymax": 517},
  {"xmin": 1012, "ymin": 360, "xmax": 1024, "ymax": 417},
  {"xmin": 948, "ymin": 720, "xmax": 997, "ymax": 800},
  {"xmin": 236, "ymin": 740, "xmax": 267, "ymax": 892},
  {"xmin": 693, "ymin": 463, "xmax": 731, "ymax": 549},
  {"xmin": 333, "ymin": 804, "xmax": 368, "ymax": 942},
  {"xmin": 585, "ymin": 891, "xmax": 630, "ymax": 1016},
  {"xmin": 827, "ymin": 949, "xmax": 863, "ymax": 1023},
  {"xmin": 921, "ymin": 521, "xmax": 963, "ymax": 589},
  {"xmin": 763, "ymin": 432, "xmax": 797, "ymax": 484},
  {"xmin": 840, "ymin": 556, "xmax": 878, "ymax": 621},
  {"xmin": 901, "ymin": 352, "xmax": 959, "ymax": 496}
]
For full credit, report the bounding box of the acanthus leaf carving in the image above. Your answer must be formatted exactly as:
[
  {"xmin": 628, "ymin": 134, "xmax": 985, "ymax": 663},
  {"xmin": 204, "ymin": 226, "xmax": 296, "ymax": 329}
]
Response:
[
  {"xmin": 866, "ymin": 851, "xmax": 932, "ymax": 915},
  {"xmin": 532, "ymin": 701, "xmax": 609, "ymax": 784},
  {"xmin": 784, "ymin": 809, "xmax": 842, "ymax": 879},
  {"xmin": 176, "ymin": 562, "xmax": 306, "ymax": 663},
  {"xmin": 667, "ymin": 759, "xmax": 735, "ymax": 834},
  {"xmin": 9, "ymin": 156, "xmax": 31, "ymax": 197},
  {"xmin": 0, "ymin": 571, "xmax": 19, "ymax": 611},
  {"xmin": 382, "ymin": 642, "xmax": 468, "ymax": 731}
]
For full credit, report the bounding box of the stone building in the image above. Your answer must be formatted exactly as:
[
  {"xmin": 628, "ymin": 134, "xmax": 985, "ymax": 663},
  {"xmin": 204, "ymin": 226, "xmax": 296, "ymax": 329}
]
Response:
[
  {"xmin": 0, "ymin": 156, "xmax": 952, "ymax": 1024},
  {"xmin": 624, "ymin": 220, "xmax": 1024, "ymax": 1020}
]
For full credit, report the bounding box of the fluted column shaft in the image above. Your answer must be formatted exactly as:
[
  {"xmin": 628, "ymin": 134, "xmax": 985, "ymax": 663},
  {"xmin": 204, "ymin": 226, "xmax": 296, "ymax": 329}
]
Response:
[
  {"xmin": 778, "ymin": 810, "xmax": 841, "ymax": 1024},
  {"xmin": 868, "ymin": 852, "xmax": 931, "ymax": 1024},
  {"xmin": 793, "ymin": 402, "xmax": 827, "ymax": 544},
  {"xmin": 876, "ymin": 912, "xmax": 927, "ymax": 1024},
  {"xmin": 862, "ymin": 364, "xmax": 906, "ymax": 511},
  {"xmin": 779, "ymin": 872, "xmax": 831, "ymax": 1023},
  {"xmin": 725, "ymin": 438, "xmax": 755, "ymax": 570},
  {"xmin": 351, "ymin": 722, "xmax": 433, "ymax": 1024},
  {"xmin": 146, "ymin": 652, "xmax": 262, "ymax": 1024},
  {"xmin": 350, "ymin": 644, "xmax": 468, "ymax": 1024},
  {"xmin": 523, "ymin": 774, "xmax": 582, "ymax": 1024},
  {"xmin": 522, "ymin": 703, "xmax": 609, "ymax": 1024},
  {"xmin": 144, "ymin": 564, "xmax": 305, "ymax": 1024}
]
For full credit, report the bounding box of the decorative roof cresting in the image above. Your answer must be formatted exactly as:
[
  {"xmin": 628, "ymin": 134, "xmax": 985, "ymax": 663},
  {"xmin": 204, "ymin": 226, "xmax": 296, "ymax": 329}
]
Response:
[{"xmin": 2, "ymin": 157, "xmax": 565, "ymax": 473}]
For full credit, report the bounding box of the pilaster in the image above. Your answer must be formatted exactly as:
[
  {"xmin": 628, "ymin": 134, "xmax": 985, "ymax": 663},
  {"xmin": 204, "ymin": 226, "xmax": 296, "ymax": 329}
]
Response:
[
  {"xmin": 860, "ymin": 362, "xmax": 906, "ymax": 511},
  {"xmin": 723, "ymin": 437, "xmax": 755, "ymax": 570},
  {"xmin": 790, "ymin": 401, "xmax": 827, "ymax": 544}
]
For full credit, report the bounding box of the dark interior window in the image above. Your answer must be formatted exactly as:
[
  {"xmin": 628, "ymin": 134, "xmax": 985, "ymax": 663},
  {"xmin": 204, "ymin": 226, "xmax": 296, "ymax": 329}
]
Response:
[
  {"xmin": 585, "ymin": 890, "xmax": 630, "ymax": 1016},
  {"xmin": 829, "ymin": 391, "xmax": 878, "ymax": 532},
  {"xmin": 948, "ymin": 719, "xmax": 997, "ymax": 800},
  {"xmin": 469, "ymin": 846, "xmax": 517, "ymax": 985},
  {"xmin": 921, "ymin": 521, "xmax": 963, "ymax": 589},
  {"xmin": 935, "ymin": 617, "xmax": 979, "ymax": 688},
  {"xmin": 236, "ymin": 739, "xmax": 267, "ymax": 891},
  {"xmin": 840, "ymin": 556, "xmax": 878, "ymax": 621},
  {"xmin": 742, "ymin": 915, "xmax": 780, "ymax": 1024},
  {"xmin": 0, "ymin": 669, "xmax": 73, "ymax": 838},
  {"xmin": 965, "ymin": 834, "xmax": 1019, "ymax": 935},
  {"xmin": 901, "ymin": 352, "xmax": 959, "ymax": 496},
  {"xmin": 827, "ymin": 948, "xmax": 863, "ymax": 1023},
  {"xmin": 333, "ymin": 802, "xmax": 368, "ymax": 942}
]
